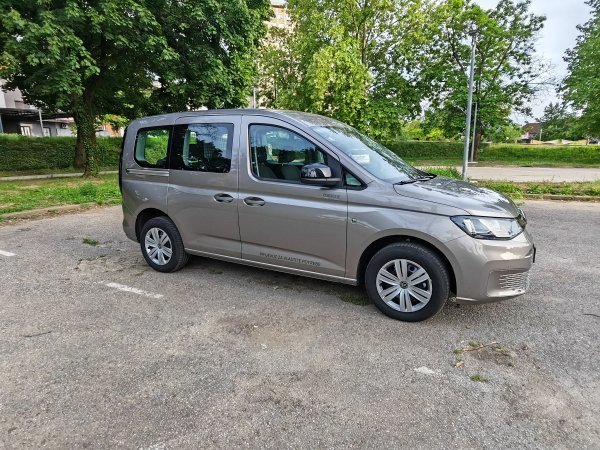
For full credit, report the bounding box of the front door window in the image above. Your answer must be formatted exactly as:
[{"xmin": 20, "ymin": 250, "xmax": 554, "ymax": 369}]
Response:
[{"xmin": 249, "ymin": 124, "xmax": 327, "ymax": 183}]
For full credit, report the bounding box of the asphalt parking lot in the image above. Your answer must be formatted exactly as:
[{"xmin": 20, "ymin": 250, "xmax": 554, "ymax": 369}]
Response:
[{"xmin": 1, "ymin": 201, "xmax": 599, "ymax": 448}]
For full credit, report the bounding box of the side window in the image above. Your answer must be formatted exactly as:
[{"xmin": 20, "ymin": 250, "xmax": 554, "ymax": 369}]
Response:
[
  {"xmin": 171, "ymin": 123, "xmax": 233, "ymax": 173},
  {"xmin": 249, "ymin": 124, "xmax": 327, "ymax": 182},
  {"xmin": 344, "ymin": 170, "xmax": 363, "ymax": 187},
  {"xmin": 135, "ymin": 128, "xmax": 170, "ymax": 168}
]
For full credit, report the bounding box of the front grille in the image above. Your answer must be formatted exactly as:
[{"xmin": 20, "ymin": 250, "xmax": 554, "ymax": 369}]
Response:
[{"xmin": 498, "ymin": 272, "xmax": 530, "ymax": 291}]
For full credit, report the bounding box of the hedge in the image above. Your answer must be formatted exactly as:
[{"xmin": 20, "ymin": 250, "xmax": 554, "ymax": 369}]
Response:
[
  {"xmin": 0, "ymin": 134, "xmax": 122, "ymax": 172},
  {"xmin": 384, "ymin": 140, "xmax": 600, "ymax": 165},
  {"xmin": 2, "ymin": 134, "xmax": 599, "ymax": 173},
  {"xmin": 479, "ymin": 144, "xmax": 600, "ymax": 165},
  {"xmin": 383, "ymin": 140, "xmax": 489, "ymax": 159}
]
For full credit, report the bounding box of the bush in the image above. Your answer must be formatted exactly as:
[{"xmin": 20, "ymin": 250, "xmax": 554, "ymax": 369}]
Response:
[
  {"xmin": 383, "ymin": 140, "xmax": 600, "ymax": 165},
  {"xmin": 0, "ymin": 134, "xmax": 122, "ymax": 172},
  {"xmin": 479, "ymin": 144, "xmax": 600, "ymax": 165},
  {"xmin": 383, "ymin": 140, "xmax": 489, "ymax": 159}
]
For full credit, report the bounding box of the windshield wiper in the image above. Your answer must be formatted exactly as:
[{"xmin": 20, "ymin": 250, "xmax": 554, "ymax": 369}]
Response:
[
  {"xmin": 395, "ymin": 179, "xmax": 418, "ymax": 185},
  {"xmin": 395, "ymin": 174, "xmax": 437, "ymax": 185}
]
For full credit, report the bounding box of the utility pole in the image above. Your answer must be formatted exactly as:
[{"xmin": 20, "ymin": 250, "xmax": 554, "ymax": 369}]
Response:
[
  {"xmin": 470, "ymin": 102, "xmax": 478, "ymax": 162},
  {"xmin": 38, "ymin": 109, "xmax": 45, "ymax": 136},
  {"xmin": 462, "ymin": 28, "xmax": 477, "ymax": 181}
]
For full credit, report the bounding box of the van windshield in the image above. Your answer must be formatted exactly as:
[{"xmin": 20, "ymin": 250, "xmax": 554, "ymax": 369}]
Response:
[{"xmin": 311, "ymin": 125, "xmax": 430, "ymax": 183}]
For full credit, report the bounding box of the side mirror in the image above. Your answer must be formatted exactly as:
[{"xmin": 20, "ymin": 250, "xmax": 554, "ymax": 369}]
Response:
[{"xmin": 300, "ymin": 163, "xmax": 340, "ymax": 187}]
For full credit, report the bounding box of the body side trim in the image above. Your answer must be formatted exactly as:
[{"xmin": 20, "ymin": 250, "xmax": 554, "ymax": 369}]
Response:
[{"xmin": 185, "ymin": 248, "xmax": 358, "ymax": 285}]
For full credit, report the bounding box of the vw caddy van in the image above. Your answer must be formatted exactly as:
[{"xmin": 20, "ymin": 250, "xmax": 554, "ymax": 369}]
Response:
[{"xmin": 120, "ymin": 110, "xmax": 535, "ymax": 322}]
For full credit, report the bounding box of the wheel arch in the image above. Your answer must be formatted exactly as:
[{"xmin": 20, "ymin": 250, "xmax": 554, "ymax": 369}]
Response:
[
  {"xmin": 356, "ymin": 235, "xmax": 458, "ymax": 296},
  {"xmin": 135, "ymin": 207, "xmax": 170, "ymax": 242}
]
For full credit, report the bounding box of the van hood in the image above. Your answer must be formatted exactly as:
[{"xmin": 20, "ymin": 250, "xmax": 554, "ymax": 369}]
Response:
[{"xmin": 393, "ymin": 176, "xmax": 521, "ymax": 218}]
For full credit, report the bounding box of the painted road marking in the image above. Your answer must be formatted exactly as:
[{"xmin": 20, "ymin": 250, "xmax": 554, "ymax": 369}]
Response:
[
  {"xmin": 99, "ymin": 281, "xmax": 163, "ymax": 299},
  {"xmin": 0, "ymin": 250, "xmax": 16, "ymax": 257}
]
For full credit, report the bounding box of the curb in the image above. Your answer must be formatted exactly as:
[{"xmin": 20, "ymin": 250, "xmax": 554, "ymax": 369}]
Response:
[
  {"xmin": 1, "ymin": 203, "xmax": 102, "ymax": 221},
  {"xmin": 522, "ymin": 194, "xmax": 599, "ymax": 202},
  {"xmin": 0, "ymin": 170, "xmax": 118, "ymax": 181}
]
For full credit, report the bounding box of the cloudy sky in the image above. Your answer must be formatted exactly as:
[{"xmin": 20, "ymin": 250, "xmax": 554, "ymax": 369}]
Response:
[{"xmin": 474, "ymin": 0, "xmax": 591, "ymax": 120}]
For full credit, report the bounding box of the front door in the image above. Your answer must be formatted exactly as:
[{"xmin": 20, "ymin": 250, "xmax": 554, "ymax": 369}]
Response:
[
  {"xmin": 238, "ymin": 116, "xmax": 348, "ymax": 278},
  {"xmin": 167, "ymin": 115, "xmax": 241, "ymax": 258}
]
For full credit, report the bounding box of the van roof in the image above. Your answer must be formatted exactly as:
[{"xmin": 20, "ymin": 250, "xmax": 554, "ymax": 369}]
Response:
[{"xmin": 128, "ymin": 109, "xmax": 347, "ymax": 129}]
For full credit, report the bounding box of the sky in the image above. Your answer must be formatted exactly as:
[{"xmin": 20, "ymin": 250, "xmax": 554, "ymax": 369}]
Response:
[{"xmin": 474, "ymin": 0, "xmax": 591, "ymax": 121}]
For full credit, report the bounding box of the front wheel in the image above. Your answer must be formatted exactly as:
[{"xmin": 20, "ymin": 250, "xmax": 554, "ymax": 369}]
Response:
[
  {"xmin": 140, "ymin": 216, "xmax": 189, "ymax": 273},
  {"xmin": 365, "ymin": 243, "xmax": 450, "ymax": 322}
]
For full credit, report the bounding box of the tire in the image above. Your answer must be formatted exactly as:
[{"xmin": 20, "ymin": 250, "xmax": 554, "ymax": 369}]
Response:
[
  {"xmin": 140, "ymin": 216, "xmax": 189, "ymax": 273},
  {"xmin": 365, "ymin": 242, "xmax": 450, "ymax": 322}
]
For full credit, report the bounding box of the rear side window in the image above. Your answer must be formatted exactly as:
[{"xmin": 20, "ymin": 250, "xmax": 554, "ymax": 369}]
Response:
[
  {"xmin": 171, "ymin": 123, "xmax": 234, "ymax": 173},
  {"xmin": 135, "ymin": 128, "xmax": 170, "ymax": 168}
]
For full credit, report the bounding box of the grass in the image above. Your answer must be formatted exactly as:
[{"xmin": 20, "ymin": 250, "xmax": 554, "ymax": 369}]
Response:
[
  {"xmin": 479, "ymin": 180, "xmax": 600, "ymax": 200},
  {"xmin": 82, "ymin": 238, "xmax": 99, "ymax": 246},
  {"xmin": 470, "ymin": 374, "xmax": 489, "ymax": 383},
  {"xmin": 0, "ymin": 174, "xmax": 121, "ymax": 218},
  {"xmin": 0, "ymin": 168, "xmax": 597, "ymax": 220}
]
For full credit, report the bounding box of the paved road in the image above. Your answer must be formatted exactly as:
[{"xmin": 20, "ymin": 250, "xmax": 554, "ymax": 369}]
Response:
[
  {"xmin": 464, "ymin": 166, "xmax": 600, "ymax": 182},
  {"xmin": 0, "ymin": 203, "xmax": 599, "ymax": 448}
]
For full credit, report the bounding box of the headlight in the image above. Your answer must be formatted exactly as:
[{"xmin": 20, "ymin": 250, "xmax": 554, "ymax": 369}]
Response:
[{"xmin": 451, "ymin": 216, "xmax": 523, "ymax": 240}]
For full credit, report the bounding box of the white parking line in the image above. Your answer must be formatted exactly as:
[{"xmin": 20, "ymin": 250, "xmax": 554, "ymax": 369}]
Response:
[
  {"xmin": 98, "ymin": 281, "xmax": 163, "ymax": 299},
  {"xmin": 0, "ymin": 250, "xmax": 16, "ymax": 257}
]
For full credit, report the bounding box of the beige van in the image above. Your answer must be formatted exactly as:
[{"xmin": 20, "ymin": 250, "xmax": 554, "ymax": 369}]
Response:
[{"xmin": 120, "ymin": 110, "xmax": 535, "ymax": 321}]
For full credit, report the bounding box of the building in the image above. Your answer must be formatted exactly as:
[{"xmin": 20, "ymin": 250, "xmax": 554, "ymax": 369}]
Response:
[
  {"xmin": 268, "ymin": 1, "xmax": 291, "ymax": 30},
  {"xmin": 520, "ymin": 122, "xmax": 542, "ymax": 144},
  {"xmin": 0, "ymin": 81, "xmax": 74, "ymax": 137}
]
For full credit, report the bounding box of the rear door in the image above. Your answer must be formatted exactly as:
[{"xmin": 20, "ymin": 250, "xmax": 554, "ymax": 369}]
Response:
[
  {"xmin": 167, "ymin": 115, "xmax": 241, "ymax": 258},
  {"xmin": 237, "ymin": 115, "xmax": 348, "ymax": 278}
]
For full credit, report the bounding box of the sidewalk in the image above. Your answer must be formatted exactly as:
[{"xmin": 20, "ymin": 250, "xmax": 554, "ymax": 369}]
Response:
[
  {"xmin": 0, "ymin": 170, "xmax": 118, "ymax": 181},
  {"xmin": 464, "ymin": 166, "xmax": 600, "ymax": 182}
]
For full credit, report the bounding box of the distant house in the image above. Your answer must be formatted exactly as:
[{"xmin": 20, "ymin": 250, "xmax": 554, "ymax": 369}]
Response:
[
  {"xmin": 520, "ymin": 122, "xmax": 542, "ymax": 144},
  {"xmin": 0, "ymin": 80, "xmax": 74, "ymax": 137},
  {"xmin": 0, "ymin": 80, "xmax": 123, "ymax": 137}
]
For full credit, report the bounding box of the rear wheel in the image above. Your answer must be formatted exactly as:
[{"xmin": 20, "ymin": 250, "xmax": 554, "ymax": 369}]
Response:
[
  {"xmin": 365, "ymin": 243, "xmax": 450, "ymax": 322},
  {"xmin": 140, "ymin": 217, "xmax": 189, "ymax": 273}
]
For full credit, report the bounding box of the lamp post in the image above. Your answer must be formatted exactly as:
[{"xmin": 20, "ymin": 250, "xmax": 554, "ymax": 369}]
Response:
[
  {"xmin": 462, "ymin": 28, "xmax": 477, "ymax": 180},
  {"xmin": 470, "ymin": 102, "xmax": 478, "ymax": 162}
]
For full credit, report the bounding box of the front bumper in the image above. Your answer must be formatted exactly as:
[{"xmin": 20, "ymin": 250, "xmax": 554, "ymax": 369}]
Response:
[{"xmin": 447, "ymin": 229, "xmax": 535, "ymax": 304}]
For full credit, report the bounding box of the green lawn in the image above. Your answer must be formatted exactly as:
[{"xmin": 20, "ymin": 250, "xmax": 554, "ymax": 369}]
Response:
[
  {"xmin": 0, "ymin": 174, "xmax": 121, "ymax": 217},
  {"xmin": 1, "ymin": 172, "xmax": 597, "ymax": 221}
]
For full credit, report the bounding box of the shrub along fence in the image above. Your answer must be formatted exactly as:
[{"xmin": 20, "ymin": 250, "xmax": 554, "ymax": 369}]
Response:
[
  {"xmin": 1, "ymin": 134, "xmax": 599, "ymax": 173},
  {"xmin": 0, "ymin": 134, "xmax": 122, "ymax": 172},
  {"xmin": 384, "ymin": 140, "xmax": 600, "ymax": 165}
]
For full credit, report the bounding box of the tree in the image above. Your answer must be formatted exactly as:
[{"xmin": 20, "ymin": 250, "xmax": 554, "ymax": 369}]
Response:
[
  {"xmin": 257, "ymin": 0, "xmax": 435, "ymax": 139},
  {"xmin": 0, "ymin": 0, "xmax": 271, "ymax": 176},
  {"xmin": 536, "ymin": 102, "xmax": 583, "ymax": 141},
  {"xmin": 424, "ymin": 0, "xmax": 550, "ymax": 158},
  {"xmin": 563, "ymin": 0, "xmax": 600, "ymax": 136}
]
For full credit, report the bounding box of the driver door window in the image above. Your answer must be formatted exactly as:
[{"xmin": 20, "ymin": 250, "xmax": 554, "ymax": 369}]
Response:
[{"xmin": 249, "ymin": 124, "xmax": 327, "ymax": 183}]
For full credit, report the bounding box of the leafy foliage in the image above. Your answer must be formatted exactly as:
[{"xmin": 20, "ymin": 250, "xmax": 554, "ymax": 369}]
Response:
[
  {"xmin": 257, "ymin": 0, "xmax": 435, "ymax": 139},
  {"xmin": 563, "ymin": 0, "xmax": 600, "ymax": 136},
  {"xmin": 422, "ymin": 0, "xmax": 549, "ymax": 156},
  {"xmin": 0, "ymin": 135, "xmax": 121, "ymax": 172},
  {"xmin": 0, "ymin": 0, "xmax": 271, "ymax": 175},
  {"xmin": 536, "ymin": 103, "xmax": 584, "ymax": 141}
]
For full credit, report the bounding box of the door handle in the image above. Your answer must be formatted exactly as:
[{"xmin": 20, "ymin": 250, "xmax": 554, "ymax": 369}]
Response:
[
  {"xmin": 243, "ymin": 196, "xmax": 266, "ymax": 207},
  {"xmin": 214, "ymin": 193, "xmax": 234, "ymax": 203}
]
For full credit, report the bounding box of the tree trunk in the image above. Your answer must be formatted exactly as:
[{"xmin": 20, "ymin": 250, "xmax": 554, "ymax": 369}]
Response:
[
  {"xmin": 73, "ymin": 97, "xmax": 98, "ymax": 177},
  {"xmin": 473, "ymin": 129, "xmax": 483, "ymax": 161}
]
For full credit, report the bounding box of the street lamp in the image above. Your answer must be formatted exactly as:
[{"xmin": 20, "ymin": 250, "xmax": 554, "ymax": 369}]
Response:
[{"xmin": 462, "ymin": 28, "xmax": 477, "ymax": 181}]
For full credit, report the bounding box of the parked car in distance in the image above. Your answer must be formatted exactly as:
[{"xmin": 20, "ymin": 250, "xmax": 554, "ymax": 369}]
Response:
[{"xmin": 120, "ymin": 110, "xmax": 535, "ymax": 322}]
